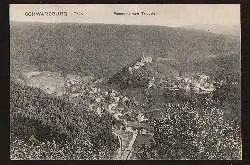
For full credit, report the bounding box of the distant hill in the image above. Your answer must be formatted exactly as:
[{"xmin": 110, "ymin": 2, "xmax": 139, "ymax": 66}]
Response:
[
  {"xmin": 182, "ymin": 24, "xmax": 240, "ymax": 36},
  {"xmin": 10, "ymin": 22, "xmax": 240, "ymax": 79}
]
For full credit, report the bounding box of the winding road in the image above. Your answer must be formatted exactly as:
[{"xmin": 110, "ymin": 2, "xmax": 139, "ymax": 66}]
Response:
[{"xmin": 112, "ymin": 129, "xmax": 139, "ymax": 160}]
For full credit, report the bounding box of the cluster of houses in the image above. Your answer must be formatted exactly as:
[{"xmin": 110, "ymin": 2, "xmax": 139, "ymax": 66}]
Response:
[
  {"xmin": 164, "ymin": 74, "xmax": 216, "ymax": 94},
  {"xmin": 64, "ymin": 76, "xmax": 148, "ymax": 129}
]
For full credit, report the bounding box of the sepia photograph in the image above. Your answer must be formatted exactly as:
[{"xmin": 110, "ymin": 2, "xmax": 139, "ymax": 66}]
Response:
[{"xmin": 10, "ymin": 4, "xmax": 241, "ymax": 160}]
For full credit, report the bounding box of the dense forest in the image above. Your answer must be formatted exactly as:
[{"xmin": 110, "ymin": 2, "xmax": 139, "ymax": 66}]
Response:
[
  {"xmin": 10, "ymin": 22, "xmax": 241, "ymax": 160},
  {"xmin": 10, "ymin": 80, "xmax": 119, "ymax": 159},
  {"xmin": 10, "ymin": 22, "xmax": 240, "ymax": 79}
]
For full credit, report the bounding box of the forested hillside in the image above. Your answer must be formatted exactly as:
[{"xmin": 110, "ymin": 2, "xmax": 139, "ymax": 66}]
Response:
[
  {"xmin": 10, "ymin": 22, "xmax": 240, "ymax": 79},
  {"xmin": 10, "ymin": 22, "xmax": 241, "ymax": 160}
]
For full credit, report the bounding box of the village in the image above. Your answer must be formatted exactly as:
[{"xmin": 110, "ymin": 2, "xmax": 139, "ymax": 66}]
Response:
[{"xmin": 18, "ymin": 69, "xmax": 155, "ymax": 160}]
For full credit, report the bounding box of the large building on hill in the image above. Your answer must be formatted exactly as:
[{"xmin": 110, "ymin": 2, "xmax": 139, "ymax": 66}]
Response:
[{"xmin": 108, "ymin": 56, "xmax": 155, "ymax": 90}]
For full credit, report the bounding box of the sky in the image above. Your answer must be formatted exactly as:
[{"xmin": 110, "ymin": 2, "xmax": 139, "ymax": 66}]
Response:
[{"xmin": 9, "ymin": 4, "xmax": 240, "ymax": 27}]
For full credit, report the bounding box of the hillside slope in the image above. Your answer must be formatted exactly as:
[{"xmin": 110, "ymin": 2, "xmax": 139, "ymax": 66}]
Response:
[
  {"xmin": 10, "ymin": 22, "xmax": 240, "ymax": 79},
  {"xmin": 10, "ymin": 22, "xmax": 241, "ymax": 160}
]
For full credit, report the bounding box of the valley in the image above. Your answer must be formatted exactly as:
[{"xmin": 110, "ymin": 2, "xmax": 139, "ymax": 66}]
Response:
[{"xmin": 10, "ymin": 22, "xmax": 241, "ymax": 160}]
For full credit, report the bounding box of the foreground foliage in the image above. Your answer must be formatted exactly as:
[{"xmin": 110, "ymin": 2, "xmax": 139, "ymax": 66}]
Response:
[
  {"xmin": 133, "ymin": 76, "xmax": 241, "ymax": 160},
  {"xmin": 10, "ymin": 81, "xmax": 119, "ymax": 160}
]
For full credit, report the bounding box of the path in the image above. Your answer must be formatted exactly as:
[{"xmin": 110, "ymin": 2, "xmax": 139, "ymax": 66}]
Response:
[
  {"xmin": 112, "ymin": 128, "xmax": 139, "ymax": 160},
  {"xmin": 121, "ymin": 130, "xmax": 138, "ymax": 160}
]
